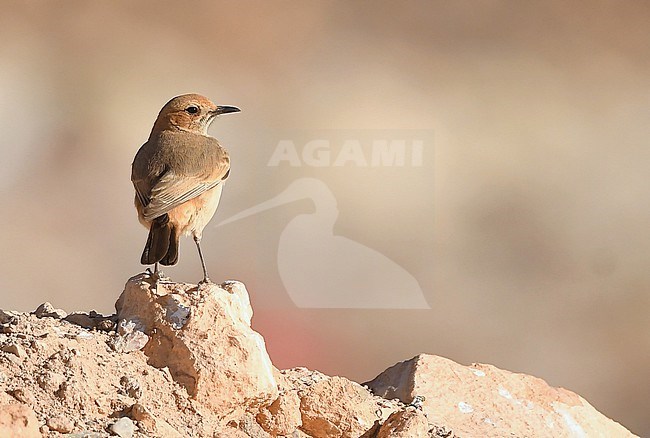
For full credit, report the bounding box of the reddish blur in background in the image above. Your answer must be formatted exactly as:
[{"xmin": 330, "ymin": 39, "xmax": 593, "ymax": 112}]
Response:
[{"xmin": 1, "ymin": 1, "xmax": 648, "ymax": 435}]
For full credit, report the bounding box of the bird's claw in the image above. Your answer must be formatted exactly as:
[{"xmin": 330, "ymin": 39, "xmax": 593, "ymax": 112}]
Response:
[{"xmin": 145, "ymin": 268, "xmax": 167, "ymax": 282}]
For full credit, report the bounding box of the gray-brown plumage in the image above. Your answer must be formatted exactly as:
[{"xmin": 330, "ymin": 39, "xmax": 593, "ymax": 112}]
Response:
[{"xmin": 131, "ymin": 94, "xmax": 240, "ymax": 283}]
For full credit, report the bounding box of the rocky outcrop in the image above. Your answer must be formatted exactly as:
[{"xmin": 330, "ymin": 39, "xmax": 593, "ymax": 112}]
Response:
[
  {"xmin": 115, "ymin": 274, "xmax": 278, "ymax": 418},
  {"xmin": 0, "ymin": 275, "xmax": 638, "ymax": 437},
  {"xmin": 366, "ymin": 354, "xmax": 635, "ymax": 438}
]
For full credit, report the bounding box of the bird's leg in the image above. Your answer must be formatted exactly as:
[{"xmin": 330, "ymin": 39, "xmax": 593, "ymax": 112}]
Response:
[
  {"xmin": 152, "ymin": 262, "xmax": 165, "ymax": 281},
  {"xmin": 194, "ymin": 235, "xmax": 212, "ymax": 285}
]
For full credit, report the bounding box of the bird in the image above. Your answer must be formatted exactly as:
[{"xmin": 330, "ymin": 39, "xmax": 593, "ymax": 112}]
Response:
[
  {"xmin": 131, "ymin": 93, "xmax": 240, "ymax": 284},
  {"xmin": 218, "ymin": 178, "xmax": 430, "ymax": 308}
]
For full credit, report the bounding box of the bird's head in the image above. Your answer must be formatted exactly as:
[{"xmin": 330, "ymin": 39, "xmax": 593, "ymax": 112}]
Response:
[{"xmin": 152, "ymin": 93, "xmax": 240, "ymax": 135}]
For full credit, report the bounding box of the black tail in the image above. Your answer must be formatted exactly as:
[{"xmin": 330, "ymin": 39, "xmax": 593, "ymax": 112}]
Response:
[
  {"xmin": 141, "ymin": 214, "xmax": 177, "ymax": 266},
  {"xmin": 160, "ymin": 224, "xmax": 179, "ymax": 266}
]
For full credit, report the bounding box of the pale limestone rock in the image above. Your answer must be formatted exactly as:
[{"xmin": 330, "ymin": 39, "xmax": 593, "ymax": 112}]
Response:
[
  {"xmin": 216, "ymin": 427, "xmax": 253, "ymax": 438},
  {"xmin": 229, "ymin": 413, "xmax": 271, "ymax": 437},
  {"xmin": 129, "ymin": 403, "xmax": 183, "ymax": 438},
  {"xmin": 111, "ymin": 318, "xmax": 149, "ymax": 352},
  {"xmin": 0, "ymin": 403, "xmax": 40, "ymax": 438},
  {"xmin": 0, "ymin": 279, "xmax": 640, "ymax": 437},
  {"xmin": 366, "ymin": 354, "xmax": 637, "ymax": 438},
  {"xmin": 297, "ymin": 375, "xmax": 379, "ymax": 438},
  {"xmin": 256, "ymin": 390, "xmax": 302, "ymax": 436},
  {"xmin": 375, "ymin": 408, "xmax": 429, "ymax": 438},
  {"xmin": 110, "ymin": 417, "xmax": 135, "ymax": 437},
  {"xmin": 115, "ymin": 274, "xmax": 278, "ymax": 417},
  {"xmin": 46, "ymin": 415, "xmax": 74, "ymax": 433},
  {"xmin": 33, "ymin": 302, "xmax": 67, "ymax": 319}
]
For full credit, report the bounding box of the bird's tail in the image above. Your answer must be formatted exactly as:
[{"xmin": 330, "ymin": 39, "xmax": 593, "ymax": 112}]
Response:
[
  {"xmin": 160, "ymin": 224, "xmax": 179, "ymax": 266},
  {"xmin": 141, "ymin": 214, "xmax": 179, "ymax": 266}
]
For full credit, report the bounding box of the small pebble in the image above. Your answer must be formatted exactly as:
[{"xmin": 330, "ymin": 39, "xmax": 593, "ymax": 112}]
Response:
[
  {"xmin": 47, "ymin": 415, "xmax": 75, "ymax": 433},
  {"xmin": 120, "ymin": 375, "xmax": 142, "ymax": 399},
  {"xmin": 1, "ymin": 343, "xmax": 26, "ymax": 358},
  {"xmin": 110, "ymin": 417, "xmax": 135, "ymax": 438},
  {"xmin": 76, "ymin": 331, "xmax": 94, "ymax": 340},
  {"xmin": 10, "ymin": 388, "xmax": 36, "ymax": 405}
]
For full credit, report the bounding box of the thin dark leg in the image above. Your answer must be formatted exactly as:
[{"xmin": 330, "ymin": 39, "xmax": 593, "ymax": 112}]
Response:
[
  {"xmin": 194, "ymin": 235, "xmax": 211, "ymax": 284},
  {"xmin": 151, "ymin": 262, "xmax": 165, "ymax": 281}
]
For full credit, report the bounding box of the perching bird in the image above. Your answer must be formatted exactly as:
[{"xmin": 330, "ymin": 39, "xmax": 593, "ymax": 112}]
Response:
[{"xmin": 131, "ymin": 93, "xmax": 240, "ymax": 283}]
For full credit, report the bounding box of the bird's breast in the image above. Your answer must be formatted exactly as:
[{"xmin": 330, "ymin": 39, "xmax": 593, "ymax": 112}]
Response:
[{"xmin": 167, "ymin": 184, "xmax": 224, "ymax": 237}]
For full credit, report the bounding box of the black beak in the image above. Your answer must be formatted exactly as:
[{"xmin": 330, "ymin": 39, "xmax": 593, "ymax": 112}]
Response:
[{"xmin": 214, "ymin": 105, "xmax": 241, "ymax": 115}]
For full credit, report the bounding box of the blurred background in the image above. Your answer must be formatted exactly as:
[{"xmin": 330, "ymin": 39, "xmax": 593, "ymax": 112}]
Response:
[{"xmin": 1, "ymin": 1, "xmax": 648, "ymax": 434}]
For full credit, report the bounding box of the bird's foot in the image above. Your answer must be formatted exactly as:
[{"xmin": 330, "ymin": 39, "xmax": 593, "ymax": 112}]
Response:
[
  {"xmin": 145, "ymin": 267, "xmax": 168, "ymax": 282},
  {"xmin": 154, "ymin": 270, "xmax": 169, "ymax": 282}
]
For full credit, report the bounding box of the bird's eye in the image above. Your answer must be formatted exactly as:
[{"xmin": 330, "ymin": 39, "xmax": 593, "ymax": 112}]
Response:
[{"xmin": 185, "ymin": 106, "xmax": 199, "ymax": 114}]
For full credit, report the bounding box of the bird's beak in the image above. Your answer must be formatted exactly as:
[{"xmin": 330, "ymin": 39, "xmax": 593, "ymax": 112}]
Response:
[{"xmin": 213, "ymin": 105, "xmax": 241, "ymax": 115}]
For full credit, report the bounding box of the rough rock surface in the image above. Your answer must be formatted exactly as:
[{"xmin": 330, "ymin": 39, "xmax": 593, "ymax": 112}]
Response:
[
  {"xmin": 366, "ymin": 354, "xmax": 636, "ymax": 438},
  {"xmin": 115, "ymin": 274, "xmax": 278, "ymax": 418},
  {"xmin": 0, "ymin": 398, "xmax": 40, "ymax": 437},
  {"xmin": 280, "ymin": 367, "xmax": 403, "ymax": 438},
  {"xmin": 0, "ymin": 274, "xmax": 638, "ymax": 437},
  {"xmin": 375, "ymin": 408, "xmax": 430, "ymax": 438}
]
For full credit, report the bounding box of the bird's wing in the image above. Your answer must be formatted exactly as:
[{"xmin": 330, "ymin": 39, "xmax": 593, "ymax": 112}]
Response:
[
  {"xmin": 141, "ymin": 136, "xmax": 230, "ymax": 221},
  {"xmin": 133, "ymin": 179, "xmax": 150, "ymax": 207},
  {"xmin": 142, "ymin": 171, "xmax": 225, "ymax": 221}
]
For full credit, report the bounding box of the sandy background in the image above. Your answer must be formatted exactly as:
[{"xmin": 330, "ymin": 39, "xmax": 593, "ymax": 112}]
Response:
[{"xmin": 0, "ymin": 1, "xmax": 648, "ymax": 435}]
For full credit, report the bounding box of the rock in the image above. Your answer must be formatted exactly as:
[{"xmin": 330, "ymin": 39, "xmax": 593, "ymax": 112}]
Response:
[
  {"xmin": 66, "ymin": 433, "xmax": 106, "ymax": 438},
  {"xmin": 0, "ymin": 403, "xmax": 40, "ymax": 438},
  {"xmin": 9, "ymin": 388, "xmax": 36, "ymax": 406},
  {"xmin": 256, "ymin": 390, "xmax": 302, "ymax": 436},
  {"xmin": 64, "ymin": 311, "xmax": 115, "ymax": 331},
  {"xmin": 96, "ymin": 319, "xmax": 116, "ymax": 332},
  {"xmin": 129, "ymin": 403, "xmax": 183, "ymax": 438},
  {"xmin": 64, "ymin": 312, "xmax": 96, "ymax": 329},
  {"xmin": 0, "ymin": 279, "xmax": 639, "ymax": 437},
  {"xmin": 228, "ymin": 413, "xmax": 271, "ymax": 437},
  {"xmin": 0, "ymin": 309, "xmax": 19, "ymax": 325},
  {"xmin": 2, "ymin": 343, "xmax": 26, "ymax": 358},
  {"xmin": 110, "ymin": 417, "xmax": 135, "ymax": 437},
  {"xmin": 46, "ymin": 415, "xmax": 75, "ymax": 433},
  {"xmin": 291, "ymin": 430, "xmax": 313, "ymax": 438},
  {"xmin": 110, "ymin": 319, "xmax": 149, "ymax": 352},
  {"xmin": 297, "ymin": 375, "xmax": 380, "ymax": 438},
  {"xmin": 215, "ymin": 426, "xmax": 252, "ymax": 438},
  {"xmin": 33, "ymin": 302, "xmax": 67, "ymax": 319},
  {"xmin": 375, "ymin": 408, "xmax": 430, "ymax": 438},
  {"xmin": 119, "ymin": 376, "xmax": 142, "ymax": 399},
  {"xmin": 115, "ymin": 274, "xmax": 278, "ymax": 416},
  {"xmin": 366, "ymin": 354, "xmax": 636, "ymax": 438},
  {"xmin": 36, "ymin": 371, "xmax": 66, "ymax": 392}
]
